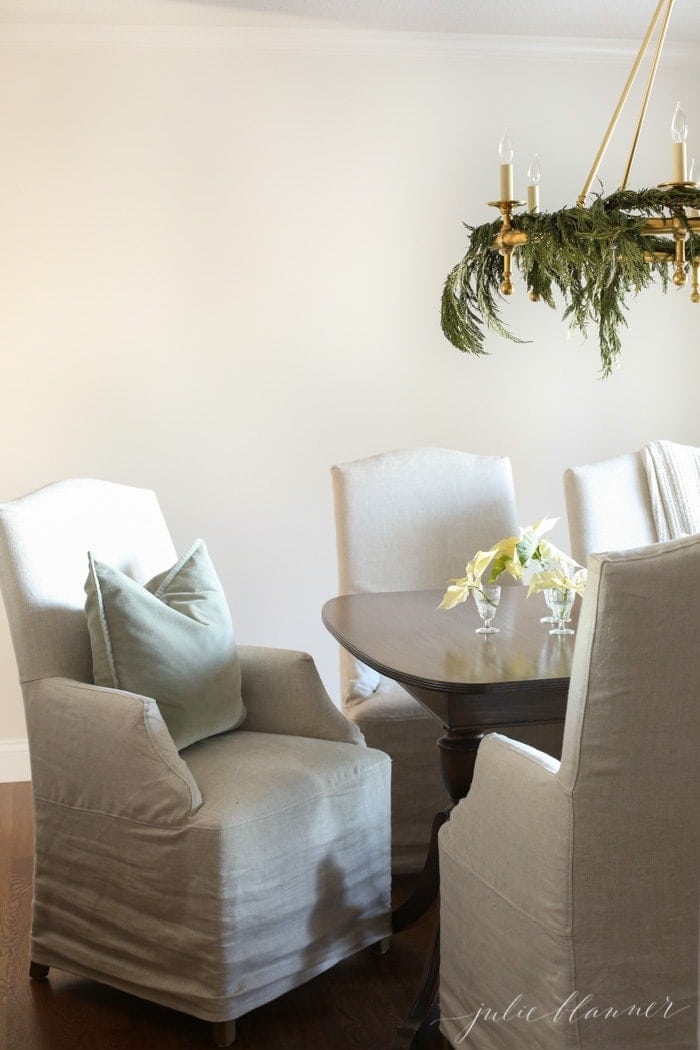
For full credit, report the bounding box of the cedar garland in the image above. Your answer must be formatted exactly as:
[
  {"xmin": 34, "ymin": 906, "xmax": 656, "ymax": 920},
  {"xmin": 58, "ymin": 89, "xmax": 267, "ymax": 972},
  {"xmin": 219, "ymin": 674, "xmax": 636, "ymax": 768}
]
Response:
[{"xmin": 441, "ymin": 186, "xmax": 700, "ymax": 376}]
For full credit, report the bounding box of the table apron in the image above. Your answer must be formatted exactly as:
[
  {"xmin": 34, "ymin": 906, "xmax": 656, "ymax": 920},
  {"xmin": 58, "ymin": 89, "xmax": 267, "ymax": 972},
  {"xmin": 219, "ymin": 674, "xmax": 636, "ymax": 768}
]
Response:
[{"xmin": 404, "ymin": 682, "xmax": 569, "ymax": 730}]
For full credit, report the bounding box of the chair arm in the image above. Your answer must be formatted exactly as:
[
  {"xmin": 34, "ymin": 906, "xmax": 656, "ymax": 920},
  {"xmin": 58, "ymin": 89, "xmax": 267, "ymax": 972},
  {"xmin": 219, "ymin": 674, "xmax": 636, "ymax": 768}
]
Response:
[
  {"xmin": 24, "ymin": 677, "xmax": 202, "ymax": 826},
  {"xmin": 238, "ymin": 645, "xmax": 364, "ymax": 745},
  {"xmin": 439, "ymin": 732, "xmax": 571, "ymax": 930}
]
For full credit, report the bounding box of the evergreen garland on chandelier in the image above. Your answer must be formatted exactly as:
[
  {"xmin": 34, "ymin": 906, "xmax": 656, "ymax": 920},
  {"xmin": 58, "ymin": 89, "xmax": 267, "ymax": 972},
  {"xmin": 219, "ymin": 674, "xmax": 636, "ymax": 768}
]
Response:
[{"xmin": 441, "ymin": 186, "xmax": 700, "ymax": 377}]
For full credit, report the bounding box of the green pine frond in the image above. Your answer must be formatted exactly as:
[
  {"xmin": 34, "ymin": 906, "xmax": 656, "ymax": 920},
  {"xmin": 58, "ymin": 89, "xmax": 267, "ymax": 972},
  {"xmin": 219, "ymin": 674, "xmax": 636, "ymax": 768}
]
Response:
[{"xmin": 441, "ymin": 185, "xmax": 700, "ymax": 375}]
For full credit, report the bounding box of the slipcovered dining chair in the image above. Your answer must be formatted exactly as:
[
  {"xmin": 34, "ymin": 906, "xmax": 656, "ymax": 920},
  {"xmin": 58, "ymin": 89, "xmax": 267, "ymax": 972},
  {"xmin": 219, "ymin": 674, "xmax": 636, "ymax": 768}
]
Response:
[
  {"xmin": 439, "ymin": 534, "xmax": 700, "ymax": 1049},
  {"xmin": 563, "ymin": 450, "xmax": 656, "ymax": 565},
  {"xmin": 0, "ymin": 479, "xmax": 391, "ymax": 1047},
  {"xmin": 331, "ymin": 447, "xmax": 519, "ymax": 872},
  {"xmin": 564, "ymin": 440, "xmax": 700, "ymax": 566}
]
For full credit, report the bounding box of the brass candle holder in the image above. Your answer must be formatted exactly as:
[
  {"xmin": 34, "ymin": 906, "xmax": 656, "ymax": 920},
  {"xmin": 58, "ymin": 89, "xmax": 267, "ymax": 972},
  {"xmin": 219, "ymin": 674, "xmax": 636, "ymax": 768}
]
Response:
[
  {"xmin": 488, "ymin": 200, "xmax": 527, "ymax": 295},
  {"xmin": 489, "ymin": 194, "xmax": 700, "ymax": 302},
  {"xmin": 646, "ymin": 180, "xmax": 700, "ymax": 289}
]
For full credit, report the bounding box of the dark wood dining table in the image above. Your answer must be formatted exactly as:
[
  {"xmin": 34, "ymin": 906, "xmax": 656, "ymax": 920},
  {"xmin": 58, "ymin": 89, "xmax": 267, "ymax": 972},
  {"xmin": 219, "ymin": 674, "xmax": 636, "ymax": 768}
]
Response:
[{"xmin": 322, "ymin": 585, "xmax": 578, "ymax": 1048}]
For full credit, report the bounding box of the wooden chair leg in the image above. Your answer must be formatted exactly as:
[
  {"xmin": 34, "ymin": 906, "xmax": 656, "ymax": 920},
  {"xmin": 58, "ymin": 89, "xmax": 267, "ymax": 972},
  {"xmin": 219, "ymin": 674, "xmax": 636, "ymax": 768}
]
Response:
[
  {"xmin": 29, "ymin": 961, "xmax": 50, "ymax": 981},
  {"xmin": 211, "ymin": 1019, "xmax": 236, "ymax": 1046},
  {"xmin": 371, "ymin": 935, "xmax": 391, "ymax": 955}
]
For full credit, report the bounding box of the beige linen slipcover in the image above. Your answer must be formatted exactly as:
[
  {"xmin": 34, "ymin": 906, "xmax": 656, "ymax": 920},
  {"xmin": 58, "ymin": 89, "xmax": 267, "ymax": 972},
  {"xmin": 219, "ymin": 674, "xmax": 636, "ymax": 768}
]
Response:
[
  {"xmin": 0, "ymin": 479, "xmax": 391, "ymax": 1044},
  {"xmin": 331, "ymin": 447, "xmax": 519, "ymax": 872},
  {"xmin": 439, "ymin": 535, "xmax": 700, "ymax": 1049},
  {"xmin": 564, "ymin": 442, "xmax": 700, "ymax": 568},
  {"xmin": 563, "ymin": 451, "xmax": 657, "ymax": 565}
]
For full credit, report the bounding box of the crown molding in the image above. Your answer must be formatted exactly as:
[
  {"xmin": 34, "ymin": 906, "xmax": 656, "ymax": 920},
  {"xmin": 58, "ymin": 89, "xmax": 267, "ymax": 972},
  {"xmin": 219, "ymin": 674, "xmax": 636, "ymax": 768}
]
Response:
[{"xmin": 0, "ymin": 23, "xmax": 697, "ymax": 63}]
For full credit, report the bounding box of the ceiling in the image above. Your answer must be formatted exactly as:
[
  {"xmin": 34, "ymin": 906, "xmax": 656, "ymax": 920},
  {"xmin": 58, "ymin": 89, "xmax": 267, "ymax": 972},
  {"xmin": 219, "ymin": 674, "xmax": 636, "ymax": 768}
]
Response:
[
  {"xmin": 2, "ymin": 0, "xmax": 699, "ymax": 41},
  {"xmin": 200, "ymin": 0, "xmax": 700, "ymax": 41}
]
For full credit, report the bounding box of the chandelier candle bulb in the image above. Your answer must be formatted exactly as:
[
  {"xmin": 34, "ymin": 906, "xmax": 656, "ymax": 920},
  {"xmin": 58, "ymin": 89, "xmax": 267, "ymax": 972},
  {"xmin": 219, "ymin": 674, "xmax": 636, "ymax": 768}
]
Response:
[
  {"xmin": 498, "ymin": 130, "xmax": 514, "ymax": 200},
  {"xmin": 527, "ymin": 154, "xmax": 541, "ymax": 213},
  {"xmin": 671, "ymin": 102, "xmax": 688, "ymax": 183}
]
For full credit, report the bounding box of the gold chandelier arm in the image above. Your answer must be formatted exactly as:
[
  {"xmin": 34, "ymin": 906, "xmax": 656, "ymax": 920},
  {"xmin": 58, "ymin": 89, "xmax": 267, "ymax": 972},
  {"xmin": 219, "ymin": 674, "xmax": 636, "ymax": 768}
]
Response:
[
  {"xmin": 620, "ymin": 0, "xmax": 675, "ymax": 190},
  {"xmin": 577, "ymin": 0, "xmax": 673, "ymax": 206}
]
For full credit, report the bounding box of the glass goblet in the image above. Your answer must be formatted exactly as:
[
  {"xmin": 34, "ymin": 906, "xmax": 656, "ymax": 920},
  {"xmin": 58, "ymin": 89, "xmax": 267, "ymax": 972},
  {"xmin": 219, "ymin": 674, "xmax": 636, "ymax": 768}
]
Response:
[
  {"xmin": 537, "ymin": 558, "xmax": 561, "ymax": 623},
  {"xmin": 474, "ymin": 584, "xmax": 501, "ymax": 634},
  {"xmin": 537, "ymin": 558, "xmax": 577, "ymax": 623},
  {"xmin": 541, "ymin": 586, "xmax": 561, "ymax": 624},
  {"xmin": 547, "ymin": 588, "xmax": 575, "ymax": 635}
]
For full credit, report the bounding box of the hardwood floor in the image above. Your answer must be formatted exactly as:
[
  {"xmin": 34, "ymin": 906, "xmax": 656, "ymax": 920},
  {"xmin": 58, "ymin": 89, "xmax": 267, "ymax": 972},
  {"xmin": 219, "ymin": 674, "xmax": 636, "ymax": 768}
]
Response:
[{"xmin": 0, "ymin": 782, "xmax": 447, "ymax": 1050}]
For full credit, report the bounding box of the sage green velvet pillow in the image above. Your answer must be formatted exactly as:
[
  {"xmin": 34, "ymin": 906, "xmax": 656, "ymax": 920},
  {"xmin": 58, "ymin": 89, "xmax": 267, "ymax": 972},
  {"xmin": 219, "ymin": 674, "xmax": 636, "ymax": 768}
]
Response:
[{"xmin": 84, "ymin": 539, "xmax": 246, "ymax": 750}]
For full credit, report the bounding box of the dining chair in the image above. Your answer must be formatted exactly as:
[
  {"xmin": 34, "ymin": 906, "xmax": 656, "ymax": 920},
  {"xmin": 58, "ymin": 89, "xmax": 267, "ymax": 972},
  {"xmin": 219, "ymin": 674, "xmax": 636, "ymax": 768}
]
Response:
[
  {"xmin": 330, "ymin": 447, "xmax": 519, "ymax": 872},
  {"xmin": 439, "ymin": 534, "xmax": 700, "ymax": 1049},
  {"xmin": 563, "ymin": 450, "xmax": 656, "ymax": 565},
  {"xmin": 0, "ymin": 478, "xmax": 391, "ymax": 1046}
]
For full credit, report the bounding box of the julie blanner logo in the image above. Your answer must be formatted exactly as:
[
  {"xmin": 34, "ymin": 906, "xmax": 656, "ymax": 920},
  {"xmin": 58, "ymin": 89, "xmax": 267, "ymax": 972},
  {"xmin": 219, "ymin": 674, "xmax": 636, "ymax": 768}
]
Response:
[{"xmin": 443, "ymin": 992, "xmax": 690, "ymax": 1043}]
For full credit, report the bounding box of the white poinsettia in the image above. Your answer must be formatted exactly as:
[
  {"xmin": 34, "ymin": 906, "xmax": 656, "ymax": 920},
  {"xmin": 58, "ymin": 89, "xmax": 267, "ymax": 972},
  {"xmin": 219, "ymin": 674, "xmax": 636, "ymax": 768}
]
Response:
[
  {"xmin": 535, "ymin": 536, "xmax": 582, "ymax": 574},
  {"xmin": 486, "ymin": 515, "xmax": 560, "ymax": 582},
  {"xmin": 438, "ymin": 549, "xmax": 496, "ymax": 610},
  {"xmin": 527, "ymin": 565, "xmax": 588, "ymax": 598},
  {"xmin": 439, "ymin": 515, "xmax": 588, "ymax": 613}
]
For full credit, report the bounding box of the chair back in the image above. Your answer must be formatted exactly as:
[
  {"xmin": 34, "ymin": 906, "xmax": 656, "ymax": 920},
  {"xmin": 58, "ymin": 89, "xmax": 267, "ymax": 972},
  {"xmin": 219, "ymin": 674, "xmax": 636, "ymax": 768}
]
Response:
[
  {"xmin": 559, "ymin": 535, "xmax": 700, "ymax": 1018},
  {"xmin": 0, "ymin": 479, "xmax": 176, "ymax": 685},
  {"xmin": 563, "ymin": 451, "xmax": 656, "ymax": 565},
  {"xmin": 331, "ymin": 448, "xmax": 518, "ymax": 701},
  {"xmin": 332, "ymin": 447, "xmax": 518, "ymax": 594}
]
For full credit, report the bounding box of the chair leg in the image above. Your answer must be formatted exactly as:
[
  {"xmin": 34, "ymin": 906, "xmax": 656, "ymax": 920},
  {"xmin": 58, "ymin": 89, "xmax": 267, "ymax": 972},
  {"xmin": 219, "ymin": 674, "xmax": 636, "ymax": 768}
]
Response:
[
  {"xmin": 29, "ymin": 961, "xmax": 50, "ymax": 981},
  {"xmin": 211, "ymin": 1019, "xmax": 236, "ymax": 1046},
  {"xmin": 371, "ymin": 935, "xmax": 391, "ymax": 955}
]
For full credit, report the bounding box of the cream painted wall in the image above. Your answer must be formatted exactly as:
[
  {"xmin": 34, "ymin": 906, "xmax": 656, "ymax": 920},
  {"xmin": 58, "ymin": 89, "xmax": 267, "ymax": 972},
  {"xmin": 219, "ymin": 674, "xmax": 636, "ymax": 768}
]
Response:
[{"xmin": 0, "ymin": 14, "xmax": 697, "ymax": 773}]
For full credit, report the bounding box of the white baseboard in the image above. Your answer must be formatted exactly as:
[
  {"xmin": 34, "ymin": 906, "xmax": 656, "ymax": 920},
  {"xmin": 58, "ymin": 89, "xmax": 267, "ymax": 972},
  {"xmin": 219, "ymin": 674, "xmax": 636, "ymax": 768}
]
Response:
[{"xmin": 0, "ymin": 738, "xmax": 31, "ymax": 782}]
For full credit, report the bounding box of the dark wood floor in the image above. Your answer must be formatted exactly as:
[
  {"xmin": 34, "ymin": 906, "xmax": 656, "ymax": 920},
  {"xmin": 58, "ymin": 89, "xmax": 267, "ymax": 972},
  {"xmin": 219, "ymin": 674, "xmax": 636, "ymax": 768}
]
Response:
[{"xmin": 0, "ymin": 781, "xmax": 447, "ymax": 1050}]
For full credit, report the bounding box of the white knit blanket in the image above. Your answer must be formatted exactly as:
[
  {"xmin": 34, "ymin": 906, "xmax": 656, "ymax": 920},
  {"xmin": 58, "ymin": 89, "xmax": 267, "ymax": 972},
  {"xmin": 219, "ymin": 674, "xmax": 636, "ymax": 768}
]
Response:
[{"xmin": 643, "ymin": 440, "xmax": 700, "ymax": 541}]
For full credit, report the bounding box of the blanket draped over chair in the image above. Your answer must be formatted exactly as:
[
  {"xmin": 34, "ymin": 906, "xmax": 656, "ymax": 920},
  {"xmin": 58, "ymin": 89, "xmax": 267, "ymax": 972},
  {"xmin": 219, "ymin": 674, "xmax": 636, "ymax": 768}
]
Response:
[{"xmin": 643, "ymin": 439, "xmax": 700, "ymax": 541}]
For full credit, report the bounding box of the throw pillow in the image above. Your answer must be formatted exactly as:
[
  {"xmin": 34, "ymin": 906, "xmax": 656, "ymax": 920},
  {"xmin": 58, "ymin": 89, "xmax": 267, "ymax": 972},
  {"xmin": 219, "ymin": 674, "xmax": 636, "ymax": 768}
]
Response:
[{"xmin": 84, "ymin": 539, "xmax": 245, "ymax": 750}]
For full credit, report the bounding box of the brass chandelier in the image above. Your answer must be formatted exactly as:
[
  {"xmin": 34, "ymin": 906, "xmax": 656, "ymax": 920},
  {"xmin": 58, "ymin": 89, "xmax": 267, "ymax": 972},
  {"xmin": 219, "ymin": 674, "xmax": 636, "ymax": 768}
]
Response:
[{"xmin": 441, "ymin": 0, "xmax": 699, "ymax": 375}]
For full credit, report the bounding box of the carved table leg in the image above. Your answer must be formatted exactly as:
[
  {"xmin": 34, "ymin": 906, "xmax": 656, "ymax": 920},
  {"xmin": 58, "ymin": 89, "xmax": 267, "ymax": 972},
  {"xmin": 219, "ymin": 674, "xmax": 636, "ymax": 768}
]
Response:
[{"xmin": 437, "ymin": 728, "xmax": 483, "ymax": 803}]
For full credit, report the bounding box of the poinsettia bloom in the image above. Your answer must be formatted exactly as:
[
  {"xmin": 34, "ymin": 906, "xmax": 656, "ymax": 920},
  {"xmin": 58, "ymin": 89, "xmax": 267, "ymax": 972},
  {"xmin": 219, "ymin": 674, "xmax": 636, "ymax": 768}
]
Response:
[
  {"xmin": 438, "ymin": 549, "xmax": 497, "ymax": 609},
  {"xmin": 439, "ymin": 516, "xmax": 588, "ymax": 613},
  {"xmin": 527, "ymin": 566, "xmax": 588, "ymax": 598}
]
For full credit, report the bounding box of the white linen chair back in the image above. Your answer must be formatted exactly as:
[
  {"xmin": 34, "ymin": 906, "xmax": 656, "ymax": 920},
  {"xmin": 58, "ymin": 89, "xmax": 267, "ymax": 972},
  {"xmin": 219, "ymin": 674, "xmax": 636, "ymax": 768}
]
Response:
[
  {"xmin": 563, "ymin": 451, "xmax": 656, "ymax": 566},
  {"xmin": 332, "ymin": 447, "xmax": 518, "ymax": 595},
  {"xmin": 0, "ymin": 478, "xmax": 176, "ymax": 685},
  {"xmin": 332, "ymin": 447, "xmax": 519, "ymax": 703}
]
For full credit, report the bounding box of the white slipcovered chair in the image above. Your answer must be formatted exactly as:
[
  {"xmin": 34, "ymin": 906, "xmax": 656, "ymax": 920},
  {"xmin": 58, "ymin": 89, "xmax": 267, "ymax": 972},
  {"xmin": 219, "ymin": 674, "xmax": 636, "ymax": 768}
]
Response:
[
  {"xmin": 439, "ymin": 534, "xmax": 700, "ymax": 1049},
  {"xmin": 563, "ymin": 451, "xmax": 656, "ymax": 565},
  {"xmin": 0, "ymin": 479, "xmax": 391, "ymax": 1046},
  {"xmin": 331, "ymin": 448, "xmax": 519, "ymax": 873},
  {"xmin": 565, "ymin": 442, "xmax": 700, "ymax": 567}
]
